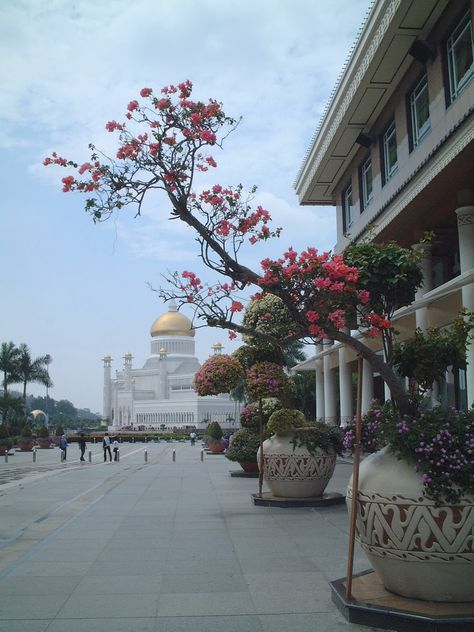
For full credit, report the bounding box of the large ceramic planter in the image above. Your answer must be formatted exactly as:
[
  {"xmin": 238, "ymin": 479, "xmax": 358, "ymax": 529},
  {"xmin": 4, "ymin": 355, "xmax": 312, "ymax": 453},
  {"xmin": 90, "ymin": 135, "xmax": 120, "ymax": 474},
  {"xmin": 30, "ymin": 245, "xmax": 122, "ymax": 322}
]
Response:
[
  {"xmin": 260, "ymin": 433, "xmax": 336, "ymax": 498},
  {"xmin": 347, "ymin": 446, "xmax": 474, "ymax": 602}
]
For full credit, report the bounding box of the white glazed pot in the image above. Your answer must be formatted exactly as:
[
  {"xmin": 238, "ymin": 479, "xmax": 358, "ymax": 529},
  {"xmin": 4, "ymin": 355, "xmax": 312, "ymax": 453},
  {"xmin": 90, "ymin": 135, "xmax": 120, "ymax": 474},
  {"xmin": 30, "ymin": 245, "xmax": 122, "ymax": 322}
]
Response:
[
  {"xmin": 259, "ymin": 433, "xmax": 336, "ymax": 498},
  {"xmin": 347, "ymin": 446, "xmax": 474, "ymax": 602}
]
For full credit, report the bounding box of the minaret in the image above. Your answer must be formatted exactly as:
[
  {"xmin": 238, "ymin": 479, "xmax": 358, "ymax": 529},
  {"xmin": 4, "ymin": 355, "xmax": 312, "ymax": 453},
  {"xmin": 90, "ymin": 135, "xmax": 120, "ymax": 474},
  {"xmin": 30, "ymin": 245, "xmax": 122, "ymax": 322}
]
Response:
[
  {"xmin": 159, "ymin": 347, "xmax": 168, "ymax": 399},
  {"xmin": 102, "ymin": 355, "xmax": 112, "ymax": 426},
  {"xmin": 123, "ymin": 352, "xmax": 133, "ymax": 388}
]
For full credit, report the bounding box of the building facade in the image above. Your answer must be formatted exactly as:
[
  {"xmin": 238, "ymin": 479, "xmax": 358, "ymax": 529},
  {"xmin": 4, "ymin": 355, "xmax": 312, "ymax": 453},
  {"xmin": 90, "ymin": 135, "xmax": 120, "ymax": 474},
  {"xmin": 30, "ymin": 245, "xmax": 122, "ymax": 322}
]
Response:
[
  {"xmin": 294, "ymin": 0, "xmax": 474, "ymax": 423},
  {"xmin": 102, "ymin": 301, "xmax": 237, "ymax": 431}
]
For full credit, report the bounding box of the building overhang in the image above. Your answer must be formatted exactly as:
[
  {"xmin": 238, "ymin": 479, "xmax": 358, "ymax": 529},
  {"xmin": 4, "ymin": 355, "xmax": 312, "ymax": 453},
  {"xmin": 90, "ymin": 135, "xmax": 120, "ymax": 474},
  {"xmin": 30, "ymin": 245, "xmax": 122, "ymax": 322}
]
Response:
[{"xmin": 294, "ymin": 0, "xmax": 449, "ymax": 206}]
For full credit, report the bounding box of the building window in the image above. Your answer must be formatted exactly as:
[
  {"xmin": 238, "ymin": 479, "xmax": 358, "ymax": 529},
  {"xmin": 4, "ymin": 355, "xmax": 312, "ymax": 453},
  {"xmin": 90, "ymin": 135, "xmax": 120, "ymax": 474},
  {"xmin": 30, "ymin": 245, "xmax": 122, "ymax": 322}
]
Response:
[
  {"xmin": 381, "ymin": 119, "xmax": 398, "ymax": 183},
  {"xmin": 359, "ymin": 155, "xmax": 373, "ymax": 211},
  {"xmin": 446, "ymin": 10, "xmax": 474, "ymax": 103},
  {"xmin": 409, "ymin": 73, "xmax": 430, "ymax": 149},
  {"xmin": 342, "ymin": 184, "xmax": 353, "ymax": 232}
]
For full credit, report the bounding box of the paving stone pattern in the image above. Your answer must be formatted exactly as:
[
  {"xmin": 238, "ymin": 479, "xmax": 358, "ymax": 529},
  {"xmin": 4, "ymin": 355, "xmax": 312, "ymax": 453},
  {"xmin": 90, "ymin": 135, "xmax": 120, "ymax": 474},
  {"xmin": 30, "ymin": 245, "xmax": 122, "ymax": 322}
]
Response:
[{"xmin": 0, "ymin": 442, "xmax": 381, "ymax": 631}]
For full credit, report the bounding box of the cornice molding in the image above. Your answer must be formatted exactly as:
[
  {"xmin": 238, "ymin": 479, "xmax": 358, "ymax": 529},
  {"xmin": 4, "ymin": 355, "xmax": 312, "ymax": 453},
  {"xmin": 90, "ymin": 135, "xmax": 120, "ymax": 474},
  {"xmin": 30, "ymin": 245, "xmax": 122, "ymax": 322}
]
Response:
[{"xmin": 296, "ymin": 0, "xmax": 401, "ymax": 197}]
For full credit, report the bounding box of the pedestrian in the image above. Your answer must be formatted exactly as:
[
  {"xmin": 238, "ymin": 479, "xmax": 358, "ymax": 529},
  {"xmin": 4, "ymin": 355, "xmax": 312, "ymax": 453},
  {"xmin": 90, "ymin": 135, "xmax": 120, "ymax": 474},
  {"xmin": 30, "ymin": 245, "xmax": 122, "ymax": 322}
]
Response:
[
  {"xmin": 112, "ymin": 438, "xmax": 119, "ymax": 461},
  {"xmin": 78, "ymin": 433, "xmax": 87, "ymax": 461},
  {"xmin": 103, "ymin": 432, "xmax": 112, "ymax": 462},
  {"xmin": 59, "ymin": 434, "xmax": 68, "ymax": 461},
  {"xmin": 190, "ymin": 431, "xmax": 196, "ymax": 446}
]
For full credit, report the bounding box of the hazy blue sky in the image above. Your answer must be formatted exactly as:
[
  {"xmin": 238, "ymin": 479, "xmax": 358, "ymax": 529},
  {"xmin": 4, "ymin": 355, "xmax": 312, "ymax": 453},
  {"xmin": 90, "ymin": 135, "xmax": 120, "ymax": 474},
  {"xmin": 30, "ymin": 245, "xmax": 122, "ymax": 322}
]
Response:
[{"xmin": 1, "ymin": 0, "xmax": 372, "ymax": 413}]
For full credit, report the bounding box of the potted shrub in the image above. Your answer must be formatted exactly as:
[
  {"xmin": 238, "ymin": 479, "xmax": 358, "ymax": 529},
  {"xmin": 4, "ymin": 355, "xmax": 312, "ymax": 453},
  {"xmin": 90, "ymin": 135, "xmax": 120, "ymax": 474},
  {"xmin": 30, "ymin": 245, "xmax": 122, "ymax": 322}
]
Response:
[
  {"xmin": 262, "ymin": 408, "xmax": 343, "ymax": 498},
  {"xmin": 205, "ymin": 421, "xmax": 225, "ymax": 453},
  {"xmin": 0, "ymin": 424, "xmax": 12, "ymax": 455},
  {"xmin": 225, "ymin": 428, "xmax": 261, "ymax": 472},
  {"xmin": 345, "ymin": 402, "xmax": 474, "ymax": 602},
  {"xmin": 18, "ymin": 424, "xmax": 33, "ymax": 451},
  {"xmin": 36, "ymin": 425, "xmax": 52, "ymax": 449}
]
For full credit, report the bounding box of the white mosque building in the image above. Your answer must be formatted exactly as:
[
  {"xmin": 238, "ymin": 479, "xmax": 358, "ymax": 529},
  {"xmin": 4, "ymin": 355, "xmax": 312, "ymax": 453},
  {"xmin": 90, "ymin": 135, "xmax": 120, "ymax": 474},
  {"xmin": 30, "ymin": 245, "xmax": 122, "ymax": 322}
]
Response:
[{"xmin": 102, "ymin": 301, "xmax": 238, "ymax": 432}]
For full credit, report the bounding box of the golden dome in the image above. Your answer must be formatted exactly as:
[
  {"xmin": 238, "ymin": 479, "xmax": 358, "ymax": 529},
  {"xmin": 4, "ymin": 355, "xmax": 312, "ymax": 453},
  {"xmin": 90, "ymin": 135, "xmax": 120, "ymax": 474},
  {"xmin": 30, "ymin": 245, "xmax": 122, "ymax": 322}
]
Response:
[{"xmin": 150, "ymin": 301, "xmax": 195, "ymax": 338}]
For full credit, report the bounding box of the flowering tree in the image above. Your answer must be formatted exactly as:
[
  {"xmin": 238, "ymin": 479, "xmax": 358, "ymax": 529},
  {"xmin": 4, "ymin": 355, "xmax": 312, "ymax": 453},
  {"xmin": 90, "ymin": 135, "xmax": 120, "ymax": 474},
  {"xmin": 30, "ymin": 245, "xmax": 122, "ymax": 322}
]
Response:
[{"xmin": 45, "ymin": 81, "xmax": 429, "ymax": 416}]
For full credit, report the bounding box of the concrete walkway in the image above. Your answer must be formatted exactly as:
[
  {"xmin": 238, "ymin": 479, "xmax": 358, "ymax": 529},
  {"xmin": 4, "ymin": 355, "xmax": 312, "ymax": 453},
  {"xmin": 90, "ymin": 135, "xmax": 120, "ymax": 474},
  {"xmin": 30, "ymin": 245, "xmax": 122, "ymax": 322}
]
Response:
[{"xmin": 0, "ymin": 442, "xmax": 380, "ymax": 632}]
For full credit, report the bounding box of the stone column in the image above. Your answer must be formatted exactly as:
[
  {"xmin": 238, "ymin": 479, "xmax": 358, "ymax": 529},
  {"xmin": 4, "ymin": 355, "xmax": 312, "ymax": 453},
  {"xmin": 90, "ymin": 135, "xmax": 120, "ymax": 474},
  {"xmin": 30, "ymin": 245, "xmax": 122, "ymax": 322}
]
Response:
[
  {"xmin": 338, "ymin": 341, "xmax": 353, "ymax": 426},
  {"xmin": 414, "ymin": 243, "xmax": 433, "ymax": 330},
  {"xmin": 323, "ymin": 349, "xmax": 336, "ymax": 424},
  {"xmin": 456, "ymin": 198, "xmax": 474, "ymax": 407},
  {"xmin": 315, "ymin": 356, "xmax": 325, "ymax": 420},
  {"xmin": 361, "ymin": 359, "xmax": 374, "ymax": 414},
  {"xmin": 102, "ymin": 355, "xmax": 112, "ymax": 426}
]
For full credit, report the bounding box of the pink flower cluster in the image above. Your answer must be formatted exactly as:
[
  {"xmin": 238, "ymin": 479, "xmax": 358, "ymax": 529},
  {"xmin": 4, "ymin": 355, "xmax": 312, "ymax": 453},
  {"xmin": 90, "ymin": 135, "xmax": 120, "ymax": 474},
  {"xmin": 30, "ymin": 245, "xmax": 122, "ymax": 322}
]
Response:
[
  {"xmin": 257, "ymin": 246, "xmax": 390, "ymax": 339},
  {"xmin": 194, "ymin": 354, "xmax": 244, "ymax": 396}
]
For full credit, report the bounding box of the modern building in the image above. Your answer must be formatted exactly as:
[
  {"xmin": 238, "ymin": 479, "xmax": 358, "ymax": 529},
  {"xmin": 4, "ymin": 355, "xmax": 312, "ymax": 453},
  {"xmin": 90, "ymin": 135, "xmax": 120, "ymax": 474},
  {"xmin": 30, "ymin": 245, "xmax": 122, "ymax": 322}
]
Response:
[
  {"xmin": 102, "ymin": 301, "xmax": 237, "ymax": 431},
  {"xmin": 294, "ymin": 0, "xmax": 474, "ymax": 424}
]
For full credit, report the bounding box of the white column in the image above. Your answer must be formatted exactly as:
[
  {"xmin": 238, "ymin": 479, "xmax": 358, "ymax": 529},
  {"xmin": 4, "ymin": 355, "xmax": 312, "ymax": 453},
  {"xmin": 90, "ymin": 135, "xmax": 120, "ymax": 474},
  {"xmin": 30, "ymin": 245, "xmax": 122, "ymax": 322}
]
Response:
[
  {"xmin": 338, "ymin": 343, "xmax": 353, "ymax": 426},
  {"xmin": 315, "ymin": 356, "xmax": 325, "ymax": 420},
  {"xmin": 102, "ymin": 355, "xmax": 112, "ymax": 424},
  {"xmin": 323, "ymin": 351, "xmax": 336, "ymax": 424},
  {"xmin": 361, "ymin": 359, "xmax": 374, "ymax": 414},
  {"xmin": 414, "ymin": 243, "xmax": 433, "ymax": 330},
  {"xmin": 456, "ymin": 202, "xmax": 474, "ymax": 407}
]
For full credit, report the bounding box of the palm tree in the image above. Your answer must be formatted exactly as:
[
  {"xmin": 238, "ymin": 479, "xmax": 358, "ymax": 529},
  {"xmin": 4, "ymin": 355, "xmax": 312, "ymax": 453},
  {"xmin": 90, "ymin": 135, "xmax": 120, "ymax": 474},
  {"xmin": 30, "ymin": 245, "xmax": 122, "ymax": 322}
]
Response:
[
  {"xmin": 16, "ymin": 344, "xmax": 53, "ymax": 401},
  {"xmin": 0, "ymin": 341, "xmax": 21, "ymax": 396}
]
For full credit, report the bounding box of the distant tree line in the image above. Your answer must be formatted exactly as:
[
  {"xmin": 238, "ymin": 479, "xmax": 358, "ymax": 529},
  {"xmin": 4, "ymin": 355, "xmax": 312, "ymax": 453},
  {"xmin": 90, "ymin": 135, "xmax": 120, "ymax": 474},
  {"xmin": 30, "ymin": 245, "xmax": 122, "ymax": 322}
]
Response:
[{"xmin": 0, "ymin": 341, "xmax": 99, "ymax": 435}]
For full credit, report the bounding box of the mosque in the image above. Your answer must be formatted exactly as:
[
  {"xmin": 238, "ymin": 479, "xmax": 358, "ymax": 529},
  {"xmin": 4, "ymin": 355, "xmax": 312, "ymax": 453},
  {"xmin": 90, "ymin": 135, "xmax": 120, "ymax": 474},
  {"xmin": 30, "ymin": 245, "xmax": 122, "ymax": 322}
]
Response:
[{"xmin": 102, "ymin": 301, "xmax": 237, "ymax": 432}]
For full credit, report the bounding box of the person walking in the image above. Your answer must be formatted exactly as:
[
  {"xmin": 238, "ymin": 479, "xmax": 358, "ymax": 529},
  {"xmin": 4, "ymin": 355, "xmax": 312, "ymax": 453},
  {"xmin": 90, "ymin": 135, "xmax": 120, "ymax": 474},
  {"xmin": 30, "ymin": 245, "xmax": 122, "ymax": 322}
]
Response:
[
  {"xmin": 59, "ymin": 434, "xmax": 68, "ymax": 461},
  {"xmin": 78, "ymin": 433, "xmax": 87, "ymax": 461},
  {"xmin": 112, "ymin": 438, "xmax": 119, "ymax": 461},
  {"xmin": 103, "ymin": 432, "xmax": 112, "ymax": 462}
]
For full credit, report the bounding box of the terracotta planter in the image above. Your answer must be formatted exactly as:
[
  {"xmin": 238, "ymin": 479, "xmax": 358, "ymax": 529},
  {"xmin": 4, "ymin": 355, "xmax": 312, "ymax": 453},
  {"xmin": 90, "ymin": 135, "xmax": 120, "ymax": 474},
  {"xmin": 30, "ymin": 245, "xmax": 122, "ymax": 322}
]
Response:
[
  {"xmin": 0, "ymin": 442, "xmax": 12, "ymax": 455},
  {"xmin": 37, "ymin": 438, "xmax": 52, "ymax": 449},
  {"xmin": 260, "ymin": 433, "xmax": 336, "ymax": 498},
  {"xmin": 208, "ymin": 439, "xmax": 226, "ymax": 453},
  {"xmin": 239, "ymin": 461, "xmax": 259, "ymax": 473},
  {"xmin": 347, "ymin": 446, "xmax": 474, "ymax": 602},
  {"xmin": 18, "ymin": 439, "xmax": 33, "ymax": 451}
]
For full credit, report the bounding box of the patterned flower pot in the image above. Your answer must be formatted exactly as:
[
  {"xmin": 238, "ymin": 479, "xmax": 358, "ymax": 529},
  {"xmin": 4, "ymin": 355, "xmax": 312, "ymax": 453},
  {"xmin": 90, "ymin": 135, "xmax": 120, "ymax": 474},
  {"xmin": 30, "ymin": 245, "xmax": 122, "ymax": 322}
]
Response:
[
  {"xmin": 260, "ymin": 433, "xmax": 336, "ymax": 498},
  {"xmin": 347, "ymin": 446, "xmax": 474, "ymax": 602}
]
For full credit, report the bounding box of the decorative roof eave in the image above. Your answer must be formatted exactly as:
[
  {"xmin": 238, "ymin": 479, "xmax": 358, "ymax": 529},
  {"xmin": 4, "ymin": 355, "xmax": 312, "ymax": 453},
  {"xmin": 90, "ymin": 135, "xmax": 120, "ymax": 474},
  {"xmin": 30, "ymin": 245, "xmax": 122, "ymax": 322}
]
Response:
[{"xmin": 294, "ymin": 0, "xmax": 449, "ymax": 206}]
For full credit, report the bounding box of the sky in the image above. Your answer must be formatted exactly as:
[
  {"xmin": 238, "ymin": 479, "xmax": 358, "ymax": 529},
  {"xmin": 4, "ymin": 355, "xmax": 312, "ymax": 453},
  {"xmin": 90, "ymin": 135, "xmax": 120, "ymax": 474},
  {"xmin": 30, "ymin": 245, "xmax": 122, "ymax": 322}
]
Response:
[{"xmin": 1, "ymin": 0, "xmax": 373, "ymax": 414}]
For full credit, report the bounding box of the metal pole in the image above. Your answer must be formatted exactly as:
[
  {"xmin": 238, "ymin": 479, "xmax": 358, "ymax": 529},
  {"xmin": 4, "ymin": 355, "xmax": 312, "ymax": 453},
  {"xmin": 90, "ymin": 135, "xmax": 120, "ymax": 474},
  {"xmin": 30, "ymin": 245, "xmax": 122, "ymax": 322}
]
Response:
[
  {"xmin": 172, "ymin": 449, "xmax": 176, "ymax": 462},
  {"xmin": 144, "ymin": 449, "xmax": 148, "ymax": 463},
  {"xmin": 200, "ymin": 449, "xmax": 204, "ymax": 462},
  {"xmin": 33, "ymin": 448, "xmax": 37, "ymax": 463},
  {"xmin": 346, "ymin": 355, "xmax": 364, "ymax": 600},
  {"xmin": 258, "ymin": 397, "xmax": 264, "ymax": 498},
  {"xmin": 88, "ymin": 450, "xmax": 92, "ymax": 463},
  {"xmin": 116, "ymin": 449, "xmax": 120, "ymax": 462},
  {"xmin": 4, "ymin": 452, "xmax": 8, "ymax": 463}
]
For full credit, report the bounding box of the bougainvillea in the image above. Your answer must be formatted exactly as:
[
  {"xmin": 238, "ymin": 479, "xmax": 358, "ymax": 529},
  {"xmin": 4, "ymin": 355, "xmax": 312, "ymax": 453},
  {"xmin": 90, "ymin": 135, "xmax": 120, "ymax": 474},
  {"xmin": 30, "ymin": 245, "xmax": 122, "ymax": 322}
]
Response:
[
  {"xmin": 246, "ymin": 362, "xmax": 289, "ymax": 401},
  {"xmin": 44, "ymin": 80, "xmax": 463, "ymax": 417},
  {"xmin": 194, "ymin": 354, "xmax": 244, "ymax": 396}
]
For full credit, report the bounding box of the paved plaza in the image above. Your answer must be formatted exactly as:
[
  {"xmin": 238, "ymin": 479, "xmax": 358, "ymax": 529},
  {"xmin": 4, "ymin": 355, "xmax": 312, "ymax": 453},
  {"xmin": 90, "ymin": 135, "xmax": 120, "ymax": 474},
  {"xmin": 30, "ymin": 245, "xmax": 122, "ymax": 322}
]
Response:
[{"xmin": 0, "ymin": 441, "xmax": 379, "ymax": 632}]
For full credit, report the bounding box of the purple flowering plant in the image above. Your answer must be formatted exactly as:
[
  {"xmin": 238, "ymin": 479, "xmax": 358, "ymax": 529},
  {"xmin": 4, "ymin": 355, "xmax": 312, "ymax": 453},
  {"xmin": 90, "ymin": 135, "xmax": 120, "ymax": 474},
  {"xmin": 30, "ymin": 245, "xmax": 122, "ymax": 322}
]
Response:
[
  {"xmin": 344, "ymin": 402, "xmax": 474, "ymax": 504},
  {"xmin": 246, "ymin": 361, "xmax": 289, "ymax": 401}
]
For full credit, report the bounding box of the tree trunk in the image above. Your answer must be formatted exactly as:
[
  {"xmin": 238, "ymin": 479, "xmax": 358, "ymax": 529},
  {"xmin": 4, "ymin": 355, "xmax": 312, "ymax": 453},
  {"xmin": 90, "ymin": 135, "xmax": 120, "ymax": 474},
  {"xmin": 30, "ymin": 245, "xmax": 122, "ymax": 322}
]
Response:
[{"xmin": 334, "ymin": 330, "xmax": 414, "ymax": 416}]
